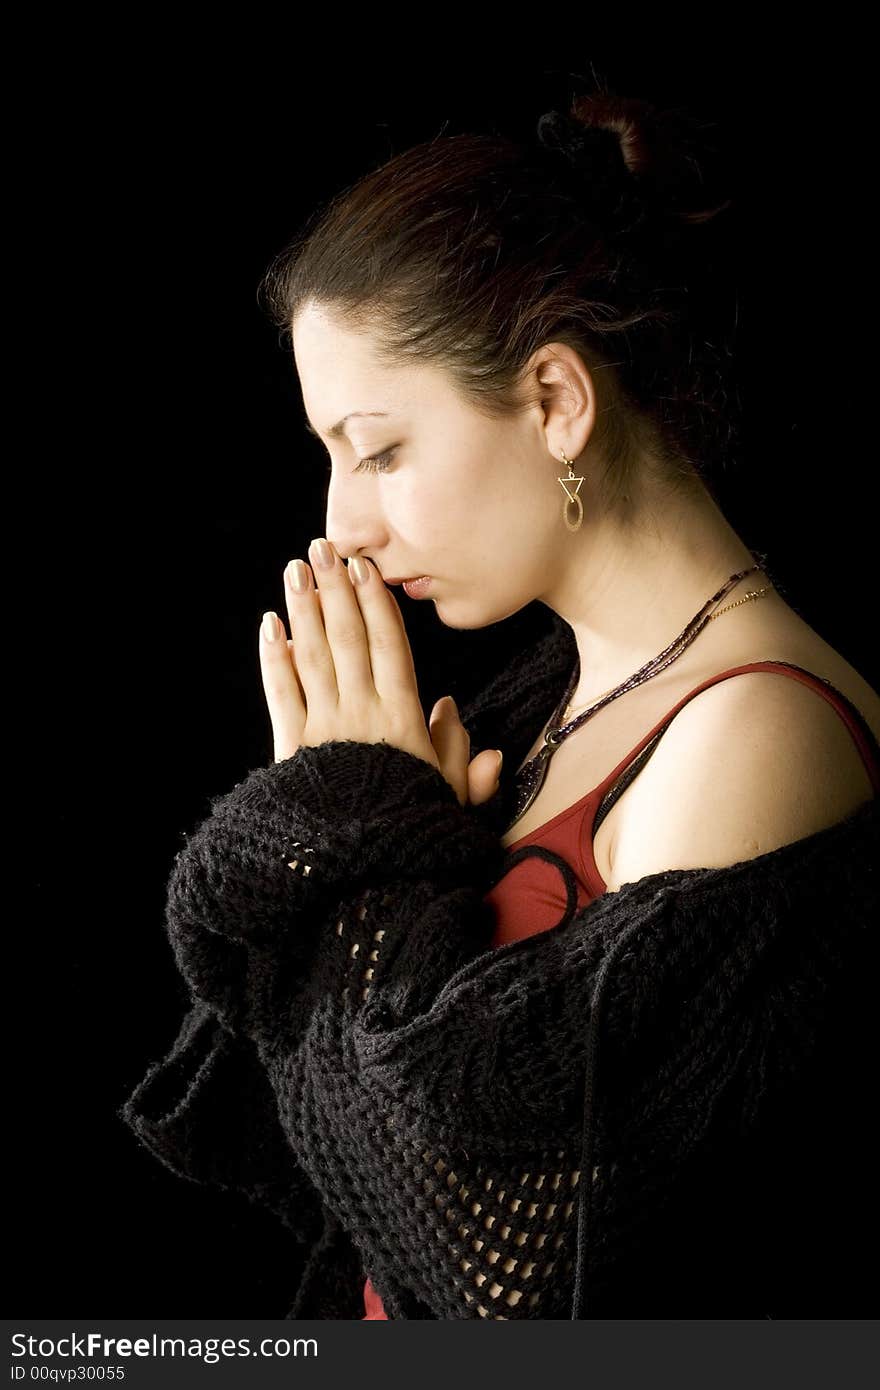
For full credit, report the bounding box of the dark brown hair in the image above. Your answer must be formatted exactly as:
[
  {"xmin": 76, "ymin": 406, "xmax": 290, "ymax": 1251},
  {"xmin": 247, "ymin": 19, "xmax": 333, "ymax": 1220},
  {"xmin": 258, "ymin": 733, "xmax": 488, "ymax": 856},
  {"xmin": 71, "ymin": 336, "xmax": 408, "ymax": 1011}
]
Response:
[{"xmin": 257, "ymin": 80, "xmax": 737, "ymax": 524}]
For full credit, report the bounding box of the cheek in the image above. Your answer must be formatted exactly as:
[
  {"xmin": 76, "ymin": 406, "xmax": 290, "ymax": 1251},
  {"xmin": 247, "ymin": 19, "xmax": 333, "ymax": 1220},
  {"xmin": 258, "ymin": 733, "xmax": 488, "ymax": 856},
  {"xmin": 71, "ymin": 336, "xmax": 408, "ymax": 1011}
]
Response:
[
  {"xmin": 402, "ymin": 450, "xmax": 539, "ymax": 546},
  {"xmin": 401, "ymin": 474, "xmax": 471, "ymax": 534}
]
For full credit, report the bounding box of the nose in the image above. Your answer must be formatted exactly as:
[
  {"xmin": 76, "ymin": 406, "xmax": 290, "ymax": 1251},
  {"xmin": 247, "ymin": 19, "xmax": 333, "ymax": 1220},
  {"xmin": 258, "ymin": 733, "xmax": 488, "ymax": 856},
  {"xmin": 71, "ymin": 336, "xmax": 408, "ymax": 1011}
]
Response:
[{"xmin": 324, "ymin": 471, "xmax": 386, "ymax": 563}]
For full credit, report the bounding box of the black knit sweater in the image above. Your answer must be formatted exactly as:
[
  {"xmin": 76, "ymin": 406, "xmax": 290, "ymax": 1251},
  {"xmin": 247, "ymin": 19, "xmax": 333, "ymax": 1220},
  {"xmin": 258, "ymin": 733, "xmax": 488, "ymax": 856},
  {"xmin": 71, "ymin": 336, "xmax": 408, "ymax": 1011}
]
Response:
[{"xmin": 119, "ymin": 613, "xmax": 880, "ymax": 1318}]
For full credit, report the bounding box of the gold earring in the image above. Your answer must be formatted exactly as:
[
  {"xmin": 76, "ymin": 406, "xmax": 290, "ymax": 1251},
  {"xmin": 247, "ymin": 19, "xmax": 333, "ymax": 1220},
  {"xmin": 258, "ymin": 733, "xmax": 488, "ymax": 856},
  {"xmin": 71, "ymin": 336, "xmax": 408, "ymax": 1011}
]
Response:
[{"xmin": 557, "ymin": 449, "xmax": 585, "ymax": 532}]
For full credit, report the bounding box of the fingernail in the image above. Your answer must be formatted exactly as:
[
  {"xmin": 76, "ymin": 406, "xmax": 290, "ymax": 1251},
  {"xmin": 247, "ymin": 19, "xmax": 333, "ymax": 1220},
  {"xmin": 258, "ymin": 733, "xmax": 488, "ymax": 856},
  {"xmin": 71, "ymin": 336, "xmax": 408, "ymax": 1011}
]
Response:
[
  {"xmin": 262, "ymin": 611, "xmax": 278, "ymax": 642},
  {"xmin": 350, "ymin": 555, "xmax": 370, "ymax": 585},
  {"xmin": 311, "ymin": 537, "xmax": 335, "ymax": 569},
  {"xmin": 287, "ymin": 559, "xmax": 310, "ymax": 593},
  {"xmin": 494, "ymin": 750, "xmax": 504, "ymax": 776}
]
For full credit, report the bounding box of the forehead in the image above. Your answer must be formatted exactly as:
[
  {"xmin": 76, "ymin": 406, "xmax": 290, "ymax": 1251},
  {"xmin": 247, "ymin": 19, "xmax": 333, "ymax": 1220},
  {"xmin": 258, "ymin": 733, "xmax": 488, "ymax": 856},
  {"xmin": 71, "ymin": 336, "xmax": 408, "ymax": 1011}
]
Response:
[
  {"xmin": 292, "ymin": 303, "xmax": 378, "ymax": 377},
  {"xmin": 292, "ymin": 303, "xmax": 444, "ymax": 435}
]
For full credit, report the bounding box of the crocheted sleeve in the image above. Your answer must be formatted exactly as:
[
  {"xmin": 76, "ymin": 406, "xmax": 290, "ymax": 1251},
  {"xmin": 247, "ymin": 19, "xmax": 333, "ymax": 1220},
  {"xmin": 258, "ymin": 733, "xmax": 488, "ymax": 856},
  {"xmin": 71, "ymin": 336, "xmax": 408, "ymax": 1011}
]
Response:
[{"xmin": 117, "ymin": 994, "xmax": 324, "ymax": 1251}]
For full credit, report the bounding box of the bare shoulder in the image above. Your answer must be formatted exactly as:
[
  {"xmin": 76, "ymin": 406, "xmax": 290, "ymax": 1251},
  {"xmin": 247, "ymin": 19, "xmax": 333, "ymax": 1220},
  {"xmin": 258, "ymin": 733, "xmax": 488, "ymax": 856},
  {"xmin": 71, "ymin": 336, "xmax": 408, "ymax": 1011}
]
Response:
[{"xmin": 607, "ymin": 666, "xmax": 878, "ymax": 891}]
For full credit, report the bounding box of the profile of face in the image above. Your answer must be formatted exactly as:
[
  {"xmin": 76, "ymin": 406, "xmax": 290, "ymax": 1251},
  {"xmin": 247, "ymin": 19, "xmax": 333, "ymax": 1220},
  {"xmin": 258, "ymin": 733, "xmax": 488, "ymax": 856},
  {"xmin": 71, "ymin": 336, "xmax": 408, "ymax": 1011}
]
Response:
[{"xmin": 292, "ymin": 302, "xmax": 591, "ymax": 630}]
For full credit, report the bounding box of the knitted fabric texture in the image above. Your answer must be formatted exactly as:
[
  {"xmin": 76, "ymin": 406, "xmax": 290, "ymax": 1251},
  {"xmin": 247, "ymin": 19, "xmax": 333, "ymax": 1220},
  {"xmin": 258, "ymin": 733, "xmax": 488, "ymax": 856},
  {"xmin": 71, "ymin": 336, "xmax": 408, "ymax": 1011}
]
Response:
[{"xmin": 119, "ymin": 612, "xmax": 880, "ymax": 1318}]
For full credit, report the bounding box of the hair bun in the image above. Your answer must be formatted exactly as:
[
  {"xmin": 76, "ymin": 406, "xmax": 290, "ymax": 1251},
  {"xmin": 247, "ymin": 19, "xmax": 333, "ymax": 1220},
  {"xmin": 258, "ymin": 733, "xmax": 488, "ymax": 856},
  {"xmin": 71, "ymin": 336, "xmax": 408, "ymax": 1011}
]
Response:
[
  {"xmin": 536, "ymin": 107, "xmax": 637, "ymax": 223},
  {"xmin": 536, "ymin": 92, "xmax": 731, "ymax": 229}
]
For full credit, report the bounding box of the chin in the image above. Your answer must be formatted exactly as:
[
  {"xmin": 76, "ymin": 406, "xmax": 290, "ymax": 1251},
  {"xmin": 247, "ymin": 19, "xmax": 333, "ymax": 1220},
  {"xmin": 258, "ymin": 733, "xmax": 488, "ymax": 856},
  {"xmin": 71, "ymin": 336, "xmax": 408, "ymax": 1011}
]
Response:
[{"xmin": 432, "ymin": 594, "xmax": 530, "ymax": 631}]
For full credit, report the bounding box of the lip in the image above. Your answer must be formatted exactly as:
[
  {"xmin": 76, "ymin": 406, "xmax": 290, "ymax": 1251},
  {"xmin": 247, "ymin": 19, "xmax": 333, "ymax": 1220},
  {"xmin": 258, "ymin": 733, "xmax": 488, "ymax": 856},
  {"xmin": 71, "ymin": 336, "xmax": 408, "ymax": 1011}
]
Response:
[
  {"xmin": 401, "ymin": 576, "xmax": 433, "ymax": 599},
  {"xmin": 382, "ymin": 575, "xmax": 430, "ymax": 586}
]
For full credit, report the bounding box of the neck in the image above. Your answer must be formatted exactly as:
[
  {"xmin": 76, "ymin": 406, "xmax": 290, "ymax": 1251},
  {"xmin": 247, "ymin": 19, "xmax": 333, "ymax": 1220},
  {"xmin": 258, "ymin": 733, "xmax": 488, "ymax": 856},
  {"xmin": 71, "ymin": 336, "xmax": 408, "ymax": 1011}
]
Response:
[{"xmin": 538, "ymin": 476, "xmax": 764, "ymax": 704}]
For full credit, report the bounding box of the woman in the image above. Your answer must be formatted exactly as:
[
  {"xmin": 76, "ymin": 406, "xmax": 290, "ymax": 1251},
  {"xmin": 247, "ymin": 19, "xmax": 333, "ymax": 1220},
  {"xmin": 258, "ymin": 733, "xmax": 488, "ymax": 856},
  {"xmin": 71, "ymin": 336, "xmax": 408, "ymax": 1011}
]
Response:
[{"xmin": 120, "ymin": 89, "xmax": 880, "ymax": 1318}]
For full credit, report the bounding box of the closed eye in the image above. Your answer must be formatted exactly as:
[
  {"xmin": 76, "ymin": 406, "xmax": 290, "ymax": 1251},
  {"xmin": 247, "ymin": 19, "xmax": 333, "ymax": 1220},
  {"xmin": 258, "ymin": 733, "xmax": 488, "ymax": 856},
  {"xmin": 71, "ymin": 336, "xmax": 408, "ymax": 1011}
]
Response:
[{"xmin": 353, "ymin": 448, "xmax": 397, "ymax": 475}]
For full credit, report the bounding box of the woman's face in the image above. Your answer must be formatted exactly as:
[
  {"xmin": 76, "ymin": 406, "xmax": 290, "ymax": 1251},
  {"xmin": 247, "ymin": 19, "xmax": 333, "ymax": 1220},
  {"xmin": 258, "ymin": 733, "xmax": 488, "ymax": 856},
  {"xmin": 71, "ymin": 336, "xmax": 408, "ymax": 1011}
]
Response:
[{"xmin": 292, "ymin": 302, "xmax": 569, "ymax": 629}]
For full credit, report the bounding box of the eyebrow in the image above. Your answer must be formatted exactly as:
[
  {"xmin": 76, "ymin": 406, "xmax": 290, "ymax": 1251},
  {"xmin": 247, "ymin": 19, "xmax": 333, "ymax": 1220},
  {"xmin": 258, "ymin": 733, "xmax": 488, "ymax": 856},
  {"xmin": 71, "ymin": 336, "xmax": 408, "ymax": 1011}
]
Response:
[{"xmin": 304, "ymin": 411, "xmax": 390, "ymax": 440}]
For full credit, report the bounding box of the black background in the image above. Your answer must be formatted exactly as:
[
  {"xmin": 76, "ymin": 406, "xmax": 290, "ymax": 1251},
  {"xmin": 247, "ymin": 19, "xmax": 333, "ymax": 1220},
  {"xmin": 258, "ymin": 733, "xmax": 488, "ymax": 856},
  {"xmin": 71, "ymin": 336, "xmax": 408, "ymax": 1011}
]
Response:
[{"xmin": 14, "ymin": 32, "xmax": 878, "ymax": 1316}]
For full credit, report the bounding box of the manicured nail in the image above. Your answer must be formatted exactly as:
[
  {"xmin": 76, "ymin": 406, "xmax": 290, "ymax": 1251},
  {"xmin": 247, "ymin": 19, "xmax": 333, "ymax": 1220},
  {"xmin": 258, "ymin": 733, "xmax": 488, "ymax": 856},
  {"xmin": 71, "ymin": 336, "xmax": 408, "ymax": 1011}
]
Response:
[
  {"xmin": 311, "ymin": 537, "xmax": 335, "ymax": 569},
  {"xmin": 287, "ymin": 559, "xmax": 310, "ymax": 593},
  {"xmin": 350, "ymin": 556, "xmax": 370, "ymax": 585},
  {"xmin": 494, "ymin": 750, "xmax": 504, "ymax": 776},
  {"xmin": 262, "ymin": 611, "xmax": 278, "ymax": 642}
]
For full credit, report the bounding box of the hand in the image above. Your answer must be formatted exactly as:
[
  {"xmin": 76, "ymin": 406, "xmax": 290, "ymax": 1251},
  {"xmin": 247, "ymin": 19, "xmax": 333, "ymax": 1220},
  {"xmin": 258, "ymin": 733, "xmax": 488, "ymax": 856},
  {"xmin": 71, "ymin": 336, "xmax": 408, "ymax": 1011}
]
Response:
[{"xmin": 258, "ymin": 539, "xmax": 503, "ymax": 807}]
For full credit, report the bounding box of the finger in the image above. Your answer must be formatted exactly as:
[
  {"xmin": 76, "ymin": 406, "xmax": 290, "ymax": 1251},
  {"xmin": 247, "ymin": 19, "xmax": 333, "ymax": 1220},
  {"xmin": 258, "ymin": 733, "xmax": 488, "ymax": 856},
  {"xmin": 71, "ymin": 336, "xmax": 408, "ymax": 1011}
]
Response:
[
  {"xmin": 345, "ymin": 555, "xmax": 421, "ymax": 703},
  {"xmin": 283, "ymin": 557, "xmax": 340, "ymax": 711},
  {"xmin": 467, "ymin": 748, "xmax": 504, "ymax": 806},
  {"xmin": 258, "ymin": 611, "xmax": 306, "ymax": 762},
  {"xmin": 429, "ymin": 696, "xmax": 469, "ymax": 805},
  {"xmin": 297, "ymin": 542, "xmax": 377, "ymax": 704}
]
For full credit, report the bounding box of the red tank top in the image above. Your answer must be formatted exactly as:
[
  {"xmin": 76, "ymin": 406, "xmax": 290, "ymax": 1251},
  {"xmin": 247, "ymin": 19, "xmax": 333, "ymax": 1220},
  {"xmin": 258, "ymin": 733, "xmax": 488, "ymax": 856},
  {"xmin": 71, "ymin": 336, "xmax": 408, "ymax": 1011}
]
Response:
[{"xmin": 360, "ymin": 661, "xmax": 880, "ymax": 1318}]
